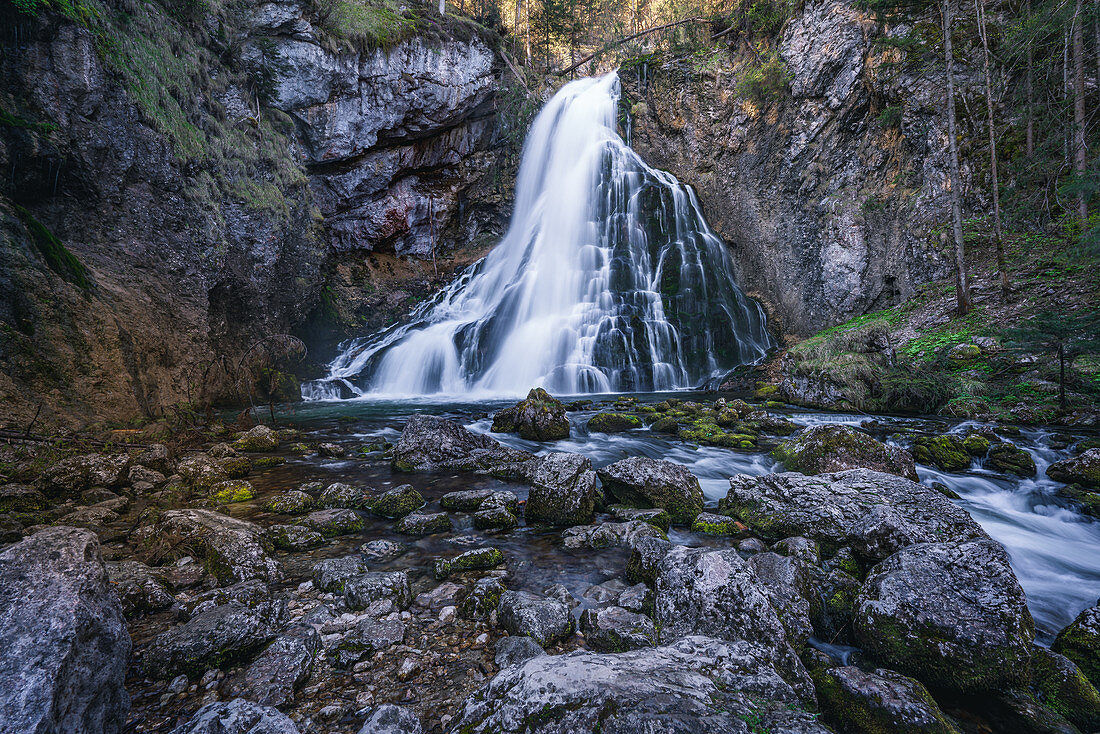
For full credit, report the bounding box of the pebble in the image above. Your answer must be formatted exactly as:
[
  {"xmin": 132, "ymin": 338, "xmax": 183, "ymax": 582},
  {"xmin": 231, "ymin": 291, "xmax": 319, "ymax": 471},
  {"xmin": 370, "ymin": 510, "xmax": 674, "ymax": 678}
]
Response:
[
  {"xmin": 318, "ymin": 704, "xmax": 345, "ymax": 720},
  {"xmin": 439, "ymin": 606, "xmax": 458, "ymax": 624},
  {"xmin": 473, "ymin": 633, "xmax": 489, "ymax": 648},
  {"xmin": 167, "ymin": 675, "xmax": 188, "ymax": 695},
  {"xmin": 297, "ymin": 581, "xmax": 314, "ymax": 593},
  {"xmin": 355, "ymin": 690, "xmax": 374, "ymax": 707},
  {"xmin": 397, "ymin": 657, "xmax": 420, "ymax": 681}
]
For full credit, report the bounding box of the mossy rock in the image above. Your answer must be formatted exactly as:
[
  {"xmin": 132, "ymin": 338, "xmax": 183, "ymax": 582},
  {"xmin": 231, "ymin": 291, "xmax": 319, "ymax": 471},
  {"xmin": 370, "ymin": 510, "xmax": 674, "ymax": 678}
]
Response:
[
  {"xmin": 207, "ymin": 480, "xmax": 254, "ymax": 505},
  {"xmin": 690, "ymin": 512, "xmax": 743, "ymax": 536},
  {"xmin": 490, "ymin": 387, "xmax": 570, "ymax": 441},
  {"xmin": 473, "ymin": 505, "xmax": 518, "ymax": 530},
  {"xmin": 218, "ymin": 456, "xmax": 252, "ymax": 479},
  {"xmin": 433, "ymin": 547, "xmax": 504, "ymax": 580},
  {"xmin": 961, "ymin": 433, "xmax": 991, "ymax": 457},
  {"xmin": 1031, "ymin": 646, "xmax": 1100, "ymax": 731},
  {"xmin": 251, "ymin": 456, "xmax": 286, "ymax": 469},
  {"xmin": 1057, "ymin": 486, "xmax": 1100, "ymax": 518},
  {"xmin": 364, "ymin": 484, "xmax": 424, "ymax": 519},
  {"xmin": 753, "ymin": 383, "xmax": 780, "ymax": 399},
  {"xmin": 395, "ymin": 511, "xmax": 452, "ymax": 535},
  {"xmin": 267, "ymin": 524, "xmax": 324, "ymax": 551},
  {"xmin": 773, "ymin": 424, "xmax": 917, "ymax": 479},
  {"xmin": 947, "ymin": 343, "xmax": 982, "ymax": 366},
  {"xmin": 302, "ymin": 509, "xmax": 364, "ymax": 537},
  {"xmin": 262, "ymin": 490, "xmax": 314, "ymax": 515},
  {"xmin": 1048, "ymin": 449, "xmax": 1100, "ymax": 488},
  {"xmin": 648, "ymin": 416, "xmax": 681, "ymax": 433},
  {"xmin": 912, "ymin": 435, "xmax": 971, "ymax": 472},
  {"xmin": 609, "ymin": 505, "xmax": 671, "ymax": 532},
  {"xmin": 232, "ymin": 425, "xmax": 280, "ymax": 452},
  {"xmin": 586, "ymin": 413, "xmax": 642, "ymax": 433},
  {"xmin": 814, "ymin": 666, "xmax": 961, "ymax": 734},
  {"xmin": 987, "ymin": 442, "xmax": 1037, "ymax": 477},
  {"xmin": 1053, "ymin": 606, "xmax": 1100, "ymax": 688}
]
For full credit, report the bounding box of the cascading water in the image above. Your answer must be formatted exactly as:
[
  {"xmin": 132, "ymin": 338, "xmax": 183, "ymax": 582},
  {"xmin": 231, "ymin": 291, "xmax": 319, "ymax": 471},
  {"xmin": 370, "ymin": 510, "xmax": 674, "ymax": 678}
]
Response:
[{"xmin": 304, "ymin": 72, "xmax": 773, "ymax": 400}]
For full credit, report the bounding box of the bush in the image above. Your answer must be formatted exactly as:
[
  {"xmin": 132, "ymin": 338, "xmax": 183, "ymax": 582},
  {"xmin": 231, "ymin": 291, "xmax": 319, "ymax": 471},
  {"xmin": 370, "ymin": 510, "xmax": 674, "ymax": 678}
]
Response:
[
  {"xmin": 877, "ymin": 366, "xmax": 953, "ymax": 414},
  {"xmin": 735, "ymin": 51, "xmax": 790, "ymax": 105}
]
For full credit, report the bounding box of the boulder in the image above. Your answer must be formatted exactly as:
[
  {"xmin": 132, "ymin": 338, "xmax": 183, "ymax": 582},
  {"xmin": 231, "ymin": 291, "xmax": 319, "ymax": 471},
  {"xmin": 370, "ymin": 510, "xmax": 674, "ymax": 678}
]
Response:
[
  {"xmin": 721, "ymin": 469, "xmax": 987, "ymax": 562},
  {"xmin": 168, "ymin": 698, "xmax": 299, "ymax": 734},
  {"xmin": 364, "ymin": 484, "xmax": 425, "ymax": 518},
  {"xmin": 143, "ymin": 602, "xmax": 276, "ymax": 679},
  {"xmin": 854, "ymin": 539, "xmax": 1034, "ymax": 692},
  {"xmin": 329, "ymin": 618, "xmax": 405, "ymax": 668},
  {"xmin": 344, "ymin": 571, "xmax": 412, "ymax": 613},
  {"xmin": 0, "ymin": 483, "xmax": 47, "ymax": 512},
  {"xmin": 911, "ymin": 435, "xmax": 972, "ymax": 472},
  {"xmin": 987, "ymin": 442, "xmax": 1037, "ymax": 477},
  {"xmin": 433, "ymin": 547, "xmax": 504, "ymax": 579},
  {"xmin": 301, "ymin": 508, "xmax": 364, "ymax": 537},
  {"xmin": 357, "ymin": 704, "xmax": 422, "ymax": 734},
  {"xmin": 266, "ymin": 524, "xmax": 324, "ymax": 551},
  {"xmin": 494, "ymin": 636, "xmax": 546, "ymax": 668},
  {"xmin": 157, "ymin": 509, "xmax": 283, "ymax": 585},
  {"xmin": 207, "ymin": 479, "xmax": 255, "ymax": 505},
  {"xmin": 562, "ymin": 520, "xmax": 666, "ymax": 550},
  {"xmin": 312, "ymin": 556, "xmax": 370, "ymax": 593},
  {"xmin": 746, "ymin": 552, "xmax": 818, "ymax": 647},
  {"xmin": 454, "ymin": 636, "xmax": 829, "ymax": 734},
  {"xmin": 440, "ymin": 488, "xmax": 498, "ymax": 510},
  {"xmin": 579, "ymin": 605, "xmax": 657, "ymax": 652},
  {"xmin": 609, "ymin": 505, "xmax": 671, "ymax": 531},
  {"xmin": 491, "ymin": 388, "xmax": 570, "ymax": 441},
  {"xmin": 586, "ymin": 412, "xmax": 642, "ymax": 433},
  {"xmin": 395, "ymin": 511, "xmax": 452, "ymax": 535},
  {"xmin": 176, "ymin": 580, "xmax": 286, "ymax": 626},
  {"xmin": 1048, "ymin": 448, "xmax": 1100, "ymax": 488},
  {"xmin": 1053, "ymin": 604, "xmax": 1100, "ymax": 688},
  {"xmin": 473, "ymin": 504, "xmax": 519, "ymax": 530},
  {"xmin": 497, "ymin": 591, "xmax": 576, "ymax": 647},
  {"xmin": 691, "ymin": 512, "xmax": 744, "ymax": 536},
  {"xmin": 815, "ymin": 666, "xmax": 961, "ymax": 734},
  {"xmin": 360, "ymin": 539, "xmax": 407, "ymax": 562},
  {"xmin": 392, "ymin": 415, "xmax": 533, "ymax": 472},
  {"xmin": 625, "ymin": 536, "xmax": 672, "ymax": 586},
  {"xmin": 462, "ymin": 576, "xmax": 506, "ymax": 621},
  {"xmin": 0, "ymin": 527, "xmax": 130, "ymax": 733},
  {"xmin": 226, "ymin": 626, "xmax": 320, "ymax": 709},
  {"xmin": 1031, "ymin": 646, "xmax": 1100, "ymax": 731},
  {"xmin": 37, "ymin": 453, "xmax": 130, "ymax": 496},
  {"xmin": 262, "ymin": 490, "xmax": 314, "ymax": 514},
  {"xmin": 596, "ymin": 456, "xmax": 704, "ymax": 525},
  {"xmin": 234, "ymin": 425, "xmax": 280, "ymax": 452},
  {"xmin": 176, "ymin": 455, "xmax": 231, "ymax": 492},
  {"xmin": 107, "ymin": 560, "xmax": 174, "ymax": 618},
  {"xmin": 317, "ymin": 482, "xmax": 364, "ymax": 509},
  {"xmin": 523, "ymin": 453, "xmax": 600, "ymax": 526},
  {"xmin": 772, "ymin": 424, "xmax": 918, "ymax": 480}
]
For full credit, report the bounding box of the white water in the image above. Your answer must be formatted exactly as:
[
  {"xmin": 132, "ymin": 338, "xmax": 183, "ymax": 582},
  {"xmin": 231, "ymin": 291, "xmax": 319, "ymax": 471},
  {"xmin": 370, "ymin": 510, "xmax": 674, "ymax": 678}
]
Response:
[{"xmin": 304, "ymin": 73, "xmax": 772, "ymax": 400}]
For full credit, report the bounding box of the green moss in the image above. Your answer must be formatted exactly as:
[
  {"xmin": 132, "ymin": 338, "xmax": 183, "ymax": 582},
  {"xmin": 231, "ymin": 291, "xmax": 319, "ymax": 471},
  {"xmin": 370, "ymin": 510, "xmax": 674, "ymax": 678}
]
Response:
[
  {"xmin": 251, "ymin": 456, "xmax": 286, "ymax": 469},
  {"xmin": 987, "ymin": 442, "xmax": 1037, "ymax": 477},
  {"xmin": 207, "ymin": 480, "xmax": 254, "ymax": 505},
  {"xmin": 1031, "ymin": 647, "xmax": 1100, "ymax": 730},
  {"xmin": 219, "ymin": 456, "xmax": 251, "ymax": 478},
  {"xmin": 1053, "ymin": 617, "xmax": 1100, "ymax": 688},
  {"xmin": 691, "ymin": 513, "xmax": 743, "ymax": 536},
  {"xmin": 262, "ymin": 490, "xmax": 314, "ymax": 514},
  {"xmin": 912, "ymin": 435, "xmax": 971, "ymax": 472},
  {"xmin": 365, "ymin": 484, "xmax": 424, "ymax": 519},
  {"xmin": 587, "ymin": 412, "xmax": 643, "ymax": 433},
  {"xmin": 433, "ymin": 547, "xmax": 504, "ymax": 579},
  {"xmin": 961, "ymin": 433, "xmax": 991, "ymax": 456},
  {"xmin": 12, "ymin": 204, "xmax": 91, "ymax": 290}
]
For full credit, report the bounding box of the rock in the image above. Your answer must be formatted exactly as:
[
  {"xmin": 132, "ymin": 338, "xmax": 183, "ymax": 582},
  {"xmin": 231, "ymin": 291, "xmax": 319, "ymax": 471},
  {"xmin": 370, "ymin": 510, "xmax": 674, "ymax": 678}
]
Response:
[
  {"xmin": 454, "ymin": 636, "xmax": 828, "ymax": 733},
  {"xmin": 176, "ymin": 455, "xmax": 231, "ymax": 492},
  {"xmin": 582, "ymin": 579, "xmax": 627, "ymax": 605},
  {"xmin": 690, "ymin": 511, "xmax": 744, "ymax": 536},
  {"xmin": 562, "ymin": 520, "xmax": 666, "ymax": 550},
  {"xmin": 144, "ymin": 602, "xmax": 276, "ymax": 679},
  {"xmin": 0, "ymin": 483, "xmax": 47, "ymax": 512},
  {"xmin": 912, "ymin": 434, "xmax": 972, "ymax": 472},
  {"xmin": 317, "ymin": 482, "xmax": 364, "ymax": 509},
  {"xmin": 344, "ymin": 571, "xmax": 412, "ymax": 613},
  {"xmin": 947, "ymin": 342, "xmax": 982, "ymax": 365},
  {"xmin": 1053, "ymin": 604, "xmax": 1100, "ymax": 688},
  {"xmin": 364, "ymin": 484, "xmax": 424, "ymax": 518},
  {"xmin": 357, "ymin": 703, "xmax": 423, "ymax": 734},
  {"xmin": 267, "ymin": 524, "xmax": 324, "ymax": 551},
  {"xmin": 129, "ymin": 464, "xmax": 167, "ymax": 485},
  {"xmin": 262, "ymin": 490, "xmax": 314, "ymax": 514},
  {"xmin": 1031, "ymin": 646, "xmax": 1100, "ymax": 731},
  {"xmin": 0, "ymin": 527, "xmax": 130, "ymax": 733},
  {"xmin": 625, "ymin": 536, "xmax": 672, "ymax": 586},
  {"xmin": 462, "ymin": 576, "xmax": 506, "ymax": 620},
  {"xmin": 490, "ymin": 388, "xmax": 570, "ymax": 441},
  {"xmin": 38, "ymin": 453, "xmax": 130, "ymax": 496},
  {"xmin": 586, "ymin": 412, "xmax": 642, "ymax": 433},
  {"xmin": 653, "ymin": 546, "xmax": 810, "ymax": 692},
  {"xmin": 494, "ymin": 636, "xmax": 545, "ymax": 668},
  {"xmin": 136, "ymin": 443, "xmax": 171, "ymax": 473},
  {"xmin": 317, "ymin": 442, "xmax": 344, "ymax": 458},
  {"xmin": 772, "ymin": 424, "xmax": 918, "ymax": 480},
  {"xmin": 107, "ymin": 560, "xmax": 174, "ymax": 618},
  {"xmin": 433, "ymin": 547, "xmax": 504, "ymax": 579},
  {"xmin": 359, "ymin": 539, "xmax": 407, "ymax": 562},
  {"xmin": 721, "ymin": 469, "xmax": 987, "ymax": 562},
  {"xmin": 987, "ymin": 442, "xmax": 1037, "ymax": 477},
  {"xmin": 440, "ymin": 489, "xmax": 497, "ymax": 510},
  {"xmin": 219, "ymin": 456, "xmax": 252, "ymax": 479},
  {"xmin": 773, "ymin": 536, "xmax": 821, "ymax": 565},
  {"xmin": 156, "ymin": 509, "xmax": 282, "ymax": 585},
  {"xmin": 395, "ymin": 511, "xmax": 452, "ymax": 535},
  {"xmin": 497, "ymin": 591, "xmax": 576, "ymax": 647},
  {"xmin": 746, "ymin": 552, "xmax": 817, "ymax": 647},
  {"xmin": 177, "ymin": 580, "xmax": 286, "ymax": 625},
  {"xmin": 608, "ymin": 505, "xmax": 671, "ymax": 531},
  {"xmin": 523, "ymin": 453, "xmax": 601, "ymax": 526},
  {"xmin": 617, "ymin": 583, "xmax": 653, "ymax": 615},
  {"xmin": 1049, "ymin": 449, "xmax": 1100, "ymax": 488},
  {"xmin": 234, "ymin": 425, "xmax": 280, "ymax": 452},
  {"xmin": 596, "ymin": 456, "xmax": 704, "ymax": 525},
  {"xmin": 392, "ymin": 415, "xmax": 533, "ymax": 472},
  {"xmin": 330, "ymin": 618, "xmax": 405, "ymax": 668},
  {"xmin": 855, "ymin": 538, "xmax": 1034, "ymax": 692},
  {"xmin": 168, "ymin": 698, "xmax": 299, "ymax": 734},
  {"xmin": 227, "ymin": 625, "xmax": 320, "ymax": 708},
  {"xmin": 473, "ymin": 504, "xmax": 519, "ymax": 530},
  {"xmin": 207, "ymin": 479, "xmax": 255, "ymax": 505},
  {"xmin": 580, "ymin": 605, "xmax": 657, "ymax": 652},
  {"xmin": 415, "ymin": 581, "xmax": 465, "ymax": 610},
  {"xmin": 312, "ymin": 556, "xmax": 370, "ymax": 593},
  {"xmin": 815, "ymin": 666, "xmax": 961, "ymax": 734},
  {"xmin": 301, "ymin": 508, "xmax": 364, "ymax": 537}
]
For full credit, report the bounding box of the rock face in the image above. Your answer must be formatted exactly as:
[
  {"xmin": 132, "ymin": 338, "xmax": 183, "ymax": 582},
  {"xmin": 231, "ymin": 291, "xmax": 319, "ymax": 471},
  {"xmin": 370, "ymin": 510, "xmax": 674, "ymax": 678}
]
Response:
[
  {"xmin": 491, "ymin": 388, "xmax": 570, "ymax": 441},
  {"xmin": 392, "ymin": 415, "xmax": 534, "ymax": 472},
  {"xmin": 854, "ymin": 539, "xmax": 1034, "ymax": 692},
  {"xmin": 773, "ymin": 425, "xmax": 918, "ymax": 480},
  {"xmin": 523, "ymin": 453, "xmax": 601, "ymax": 525},
  {"xmin": 454, "ymin": 636, "xmax": 829, "ymax": 733},
  {"xmin": 596, "ymin": 457, "xmax": 704, "ymax": 525},
  {"xmin": 721, "ymin": 469, "xmax": 987, "ymax": 561},
  {"xmin": 157, "ymin": 509, "xmax": 283, "ymax": 585},
  {"xmin": 0, "ymin": 527, "xmax": 131, "ymax": 734},
  {"xmin": 1048, "ymin": 449, "xmax": 1100, "ymax": 488}
]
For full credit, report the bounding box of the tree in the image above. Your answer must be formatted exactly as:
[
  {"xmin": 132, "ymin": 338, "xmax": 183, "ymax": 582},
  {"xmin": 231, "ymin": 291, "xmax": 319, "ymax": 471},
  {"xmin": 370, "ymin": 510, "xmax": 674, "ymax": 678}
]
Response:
[
  {"xmin": 1002, "ymin": 310, "xmax": 1100, "ymax": 409},
  {"xmin": 1072, "ymin": 0, "xmax": 1088, "ymax": 227},
  {"xmin": 974, "ymin": 0, "xmax": 1009, "ymax": 296},
  {"xmin": 941, "ymin": 0, "xmax": 972, "ymax": 316}
]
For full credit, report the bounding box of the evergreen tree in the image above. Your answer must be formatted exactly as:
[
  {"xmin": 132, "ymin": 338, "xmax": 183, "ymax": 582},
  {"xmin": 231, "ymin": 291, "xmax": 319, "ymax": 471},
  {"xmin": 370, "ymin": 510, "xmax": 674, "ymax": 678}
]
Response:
[{"xmin": 1002, "ymin": 310, "xmax": 1100, "ymax": 408}]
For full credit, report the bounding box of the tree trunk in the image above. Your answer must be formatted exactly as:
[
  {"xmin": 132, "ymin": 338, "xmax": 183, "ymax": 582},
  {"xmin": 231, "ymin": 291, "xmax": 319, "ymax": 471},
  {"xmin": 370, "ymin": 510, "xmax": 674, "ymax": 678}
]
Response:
[
  {"xmin": 1073, "ymin": 0, "xmax": 1088, "ymax": 227},
  {"xmin": 1026, "ymin": 0, "xmax": 1034, "ymax": 157},
  {"xmin": 975, "ymin": 0, "xmax": 1009, "ymax": 296},
  {"xmin": 942, "ymin": 0, "xmax": 972, "ymax": 316},
  {"xmin": 1059, "ymin": 344, "xmax": 1066, "ymax": 409}
]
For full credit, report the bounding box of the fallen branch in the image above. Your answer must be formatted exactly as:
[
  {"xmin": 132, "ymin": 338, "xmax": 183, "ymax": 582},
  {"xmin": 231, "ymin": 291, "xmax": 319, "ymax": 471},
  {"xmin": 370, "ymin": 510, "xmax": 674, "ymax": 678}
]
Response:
[
  {"xmin": 556, "ymin": 17, "xmax": 708, "ymax": 77},
  {"xmin": 499, "ymin": 47, "xmax": 536, "ymax": 99}
]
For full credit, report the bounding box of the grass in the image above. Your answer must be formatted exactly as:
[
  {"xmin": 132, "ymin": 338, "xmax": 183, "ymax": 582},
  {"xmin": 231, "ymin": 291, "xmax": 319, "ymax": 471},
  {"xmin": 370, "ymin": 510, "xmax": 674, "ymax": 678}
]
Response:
[{"xmin": 11, "ymin": 204, "xmax": 91, "ymax": 290}]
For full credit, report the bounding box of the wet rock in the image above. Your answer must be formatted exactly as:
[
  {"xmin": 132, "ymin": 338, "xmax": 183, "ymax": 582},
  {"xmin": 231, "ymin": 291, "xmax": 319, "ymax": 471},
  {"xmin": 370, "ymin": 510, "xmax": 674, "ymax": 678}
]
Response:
[
  {"xmin": 597, "ymin": 456, "xmax": 704, "ymax": 525},
  {"xmin": 690, "ymin": 511, "xmax": 744, "ymax": 536},
  {"xmin": 912, "ymin": 434, "xmax": 972, "ymax": 472},
  {"xmin": 855, "ymin": 538, "xmax": 1034, "ymax": 692},
  {"xmin": 490, "ymin": 388, "xmax": 570, "ymax": 441},
  {"xmin": 414, "ymin": 581, "xmax": 465, "ymax": 610},
  {"xmin": 608, "ymin": 505, "xmax": 671, "ymax": 531},
  {"xmin": 313, "ymin": 556, "xmax": 371, "ymax": 593},
  {"xmin": 267, "ymin": 524, "xmax": 324, "ymax": 551},
  {"xmin": 497, "ymin": 590, "xmax": 576, "ymax": 646},
  {"xmin": 625, "ymin": 536, "xmax": 672, "ymax": 586},
  {"xmin": 523, "ymin": 452, "xmax": 601, "ymax": 526},
  {"xmin": 107, "ymin": 560, "xmax": 174, "ymax": 618},
  {"xmin": 359, "ymin": 539, "xmax": 407, "ymax": 562},
  {"xmin": 234, "ymin": 425, "xmax": 280, "ymax": 452},
  {"xmin": 543, "ymin": 583, "xmax": 580, "ymax": 609},
  {"xmin": 330, "ymin": 618, "xmax": 405, "ymax": 668},
  {"xmin": 364, "ymin": 484, "xmax": 424, "ymax": 518},
  {"xmin": 168, "ymin": 698, "xmax": 299, "ymax": 734},
  {"xmin": 721, "ymin": 469, "xmax": 987, "ymax": 562},
  {"xmin": 654, "ymin": 545, "xmax": 810, "ymax": 693},
  {"xmin": 0, "ymin": 527, "xmax": 130, "ymax": 733},
  {"xmin": 344, "ymin": 571, "xmax": 412, "ymax": 613},
  {"xmin": 227, "ymin": 625, "xmax": 320, "ymax": 709},
  {"xmin": 773, "ymin": 424, "xmax": 918, "ymax": 480},
  {"xmin": 440, "ymin": 488, "xmax": 497, "ymax": 510},
  {"xmin": 207, "ymin": 479, "xmax": 255, "ymax": 505},
  {"xmin": 301, "ymin": 508, "xmax": 364, "ymax": 537},
  {"xmin": 586, "ymin": 412, "xmax": 642, "ymax": 433},
  {"xmin": 462, "ymin": 576, "xmax": 505, "ymax": 620},
  {"xmin": 433, "ymin": 547, "xmax": 504, "ymax": 579},
  {"xmin": 0, "ymin": 483, "xmax": 47, "ymax": 512},
  {"xmin": 263, "ymin": 491, "xmax": 315, "ymax": 515},
  {"xmin": 987, "ymin": 442, "xmax": 1037, "ymax": 477},
  {"xmin": 219, "ymin": 456, "xmax": 252, "ymax": 479},
  {"xmin": 562, "ymin": 519, "xmax": 666, "ymax": 550},
  {"xmin": 454, "ymin": 636, "xmax": 828, "ymax": 733},
  {"xmin": 392, "ymin": 415, "xmax": 533, "ymax": 472},
  {"xmin": 395, "ymin": 510, "xmax": 452, "ymax": 535},
  {"xmin": 176, "ymin": 455, "xmax": 231, "ymax": 492},
  {"xmin": 178, "ymin": 580, "xmax": 287, "ymax": 627},
  {"xmin": 1048, "ymin": 448, "xmax": 1100, "ymax": 488},
  {"xmin": 317, "ymin": 442, "xmax": 344, "ymax": 458},
  {"xmin": 156, "ymin": 509, "xmax": 282, "ymax": 585},
  {"xmin": 773, "ymin": 536, "xmax": 821, "ymax": 565},
  {"xmin": 1031, "ymin": 646, "xmax": 1100, "ymax": 731},
  {"xmin": 38, "ymin": 453, "xmax": 130, "ymax": 496},
  {"xmin": 580, "ymin": 605, "xmax": 657, "ymax": 652},
  {"xmin": 746, "ymin": 552, "xmax": 818, "ymax": 647},
  {"xmin": 739, "ymin": 537, "xmax": 769, "ymax": 554},
  {"xmin": 494, "ymin": 636, "xmax": 545, "ymax": 668},
  {"xmin": 144, "ymin": 602, "xmax": 276, "ymax": 679},
  {"xmin": 318, "ymin": 482, "xmax": 364, "ymax": 509},
  {"xmin": 1053, "ymin": 604, "xmax": 1100, "ymax": 688},
  {"xmin": 357, "ymin": 703, "xmax": 423, "ymax": 734},
  {"xmin": 815, "ymin": 666, "xmax": 961, "ymax": 734},
  {"xmin": 582, "ymin": 579, "xmax": 627, "ymax": 605},
  {"xmin": 473, "ymin": 504, "xmax": 519, "ymax": 530}
]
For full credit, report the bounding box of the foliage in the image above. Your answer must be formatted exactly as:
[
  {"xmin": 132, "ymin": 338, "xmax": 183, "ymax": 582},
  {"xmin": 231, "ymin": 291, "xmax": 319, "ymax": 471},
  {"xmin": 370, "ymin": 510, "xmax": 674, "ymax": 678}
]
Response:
[
  {"xmin": 734, "ymin": 49, "xmax": 790, "ymax": 105},
  {"xmin": 313, "ymin": 0, "xmax": 423, "ymax": 50},
  {"xmin": 11, "ymin": 204, "xmax": 91, "ymax": 290}
]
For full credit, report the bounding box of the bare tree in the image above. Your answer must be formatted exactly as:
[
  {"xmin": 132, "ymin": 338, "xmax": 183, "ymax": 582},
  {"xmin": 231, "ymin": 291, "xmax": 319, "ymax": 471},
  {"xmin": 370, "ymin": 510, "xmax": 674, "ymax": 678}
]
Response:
[
  {"xmin": 942, "ymin": 0, "xmax": 972, "ymax": 315},
  {"xmin": 975, "ymin": 0, "xmax": 1009, "ymax": 296},
  {"xmin": 1072, "ymin": 0, "xmax": 1088, "ymax": 227}
]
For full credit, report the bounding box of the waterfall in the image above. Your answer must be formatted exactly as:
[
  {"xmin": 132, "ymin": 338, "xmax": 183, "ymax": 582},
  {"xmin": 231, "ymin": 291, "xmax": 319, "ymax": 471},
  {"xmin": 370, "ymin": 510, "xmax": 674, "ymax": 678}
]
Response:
[{"xmin": 303, "ymin": 72, "xmax": 773, "ymax": 400}]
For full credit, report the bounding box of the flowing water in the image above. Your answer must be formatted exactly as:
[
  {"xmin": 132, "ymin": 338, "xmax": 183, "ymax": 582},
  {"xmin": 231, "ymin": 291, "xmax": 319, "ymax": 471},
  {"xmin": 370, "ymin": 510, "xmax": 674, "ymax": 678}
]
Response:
[{"xmin": 303, "ymin": 73, "xmax": 772, "ymax": 400}]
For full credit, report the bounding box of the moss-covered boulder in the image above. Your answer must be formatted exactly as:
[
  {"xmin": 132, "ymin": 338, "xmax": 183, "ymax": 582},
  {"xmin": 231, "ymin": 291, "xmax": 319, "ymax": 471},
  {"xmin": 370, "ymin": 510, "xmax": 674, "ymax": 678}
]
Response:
[
  {"xmin": 1031, "ymin": 646, "xmax": 1100, "ymax": 731},
  {"xmin": 1053, "ymin": 605, "xmax": 1100, "ymax": 688},
  {"xmin": 233, "ymin": 425, "xmax": 280, "ymax": 452},
  {"xmin": 301, "ymin": 509, "xmax": 363, "ymax": 537},
  {"xmin": 395, "ymin": 511, "xmax": 452, "ymax": 535},
  {"xmin": 262, "ymin": 490, "xmax": 314, "ymax": 515},
  {"xmin": 961, "ymin": 433, "xmax": 991, "ymax": 456},
  {"xmin": 947, "ymin": 343, "xmax": 982, "ymax": 366},
  {"xmin": 586, "ymin": 413, "xmax": 642, "ymax": 433},
  {"xmin": 1048, "ymin": 448, "xmax": 1100, "ymax": 488},
  {"xmin": 596, "ymin": 457, "xmax": 704, "ymax": 525},
  {"xmin": 0, "ymin": 484, "xmax": 47, "ymax": 513},
  {"xmin": 609, "ymin": 505, "xmax": 671, "ymax": 532},
  {"xmin": 815, "ymin": 666, "xmax": 961, "ymax": 734},
  {"xmin": 176, "ymin": 455, "xmax": 230, "ymax": 492},
  {"xmin": 433, "ymin": 547, "xmax": 504, "ymax": 580},
  {"xmin": 364, "ymin": 484, "xmax": 424, "ymax": 519},
  {"xmin": 218, "ymin": 456, "xmax": 252, "ymax": 479},
  {"xmin": 987, "ymin": 442, "xmax": 1037, "ymax": 477},
  {"xmin": 690, "ymin": 512, "xmax": 743, "ymax": 536},
  {"xmin": 207, "ymin": 480, "xmax": 254, "ymax": 506},
  {"xmin": 266, "ymin": 524, "xmax": 324, "ymax": 551},
  {"xmin": 491, "ymin": 388, "xmax": 570, "ymax": 441},
  {"xmin": 911, "ymin": 435, "xmax": 971, "ymax": 472},
  {"xmin": 774, "ymin": 425, "xmax": 917, "ymax": 480},
  {"xmin": 317, "ymin": 482, "xmax": 364, "ymax": 509},
  {"xmin": 461, "ymin": 576, "xmax": 505, "ymax": 621},
  {"xmin": 473, "ymin": 505, "xmax": 519, "ymax": 530}
]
